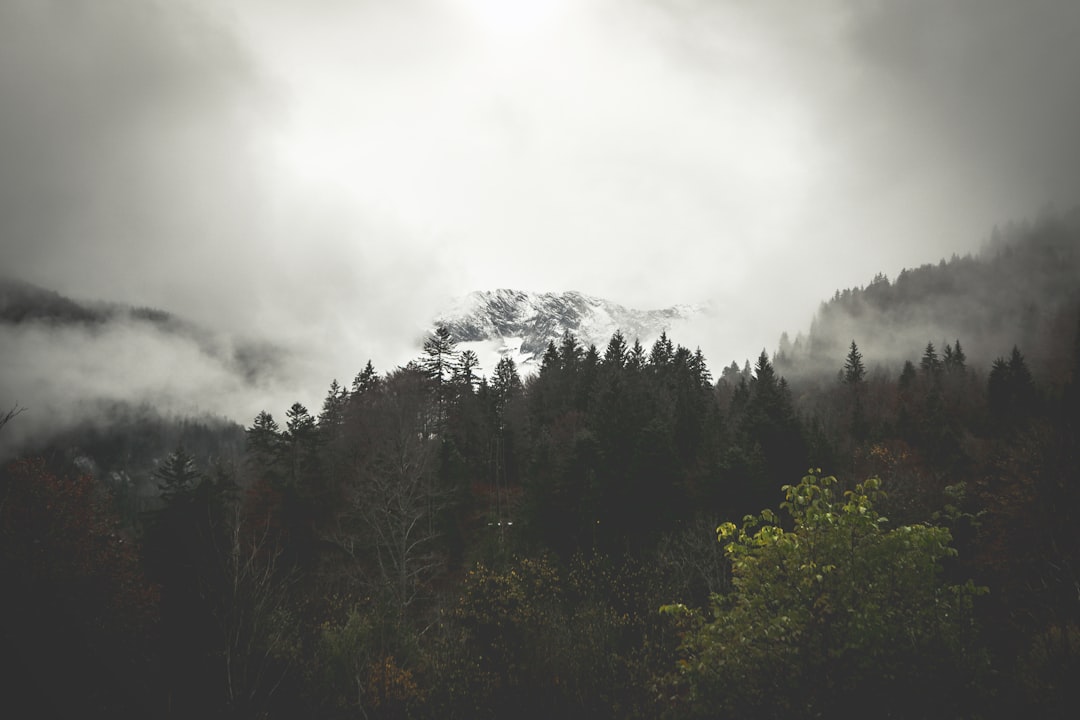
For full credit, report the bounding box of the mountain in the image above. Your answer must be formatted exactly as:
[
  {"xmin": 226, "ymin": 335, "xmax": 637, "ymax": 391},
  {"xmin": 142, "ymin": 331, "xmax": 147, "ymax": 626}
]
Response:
[
  {"xmin": 434, "ymin": 289, "xmax": 708, "ymax": 373},
  {"xmin": 776, "ymin": 208, "xmax": 1080, "ymax": 379},
  {"xmin": 0, "ymin": 277, "xmax": 287, "ymax": 462},
  {"xmin": 0, "ymin": 277, "xmax": 284, "ymax": 383}
]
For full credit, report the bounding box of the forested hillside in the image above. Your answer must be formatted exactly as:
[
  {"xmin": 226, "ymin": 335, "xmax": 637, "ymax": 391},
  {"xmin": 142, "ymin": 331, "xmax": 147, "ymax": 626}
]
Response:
[
  {"xmin": 2, "ymin": 217, "xmax": 1079, "ymax": 718},
  {"xmin": 777, "ymin": 208, "xmax": 1080, "ymax": 377}
]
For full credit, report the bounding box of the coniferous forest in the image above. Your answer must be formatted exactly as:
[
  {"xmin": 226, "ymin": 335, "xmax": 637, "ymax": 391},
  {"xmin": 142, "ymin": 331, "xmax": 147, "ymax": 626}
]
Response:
[{"xmin": 3, "ymin": 218, "xmax": 1079, "ymax": 718}]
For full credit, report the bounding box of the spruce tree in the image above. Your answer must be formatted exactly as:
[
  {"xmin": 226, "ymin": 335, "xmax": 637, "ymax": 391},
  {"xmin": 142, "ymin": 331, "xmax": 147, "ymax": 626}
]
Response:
[
  {"xmin": 649, "ymin": 331, "xmax": 674, "ymax": 367},
  {"xmin": 920, "ymin": 342, "xmax": 942, "ymax": 375},
  {"xmin": 453, "ymin": 349, "xmax": 480, "ymax": 394},
  {"xmin": 155, "ymin": 445, "xmax": 200, "ymax": 502},
  {"xmin": 351, "ymin": 360, "xmax": 380, "ymax": 395},
  {"xmin": 603, "ymin": 330, "xmax": 628, "ymax": 369},
  {"xmin": 843, "ymin": 340, "xmax": 866, "ymax": 385},
  {"xmin": 422, "ymin": 326, "xmax": 458, "ymax": 386}
]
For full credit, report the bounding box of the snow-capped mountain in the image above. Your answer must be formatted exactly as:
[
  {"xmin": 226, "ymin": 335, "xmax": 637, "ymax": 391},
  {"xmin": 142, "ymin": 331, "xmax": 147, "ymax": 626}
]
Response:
[{"xmin": 434, "ymin": 289, "xmax": 708, "ymax": 375}]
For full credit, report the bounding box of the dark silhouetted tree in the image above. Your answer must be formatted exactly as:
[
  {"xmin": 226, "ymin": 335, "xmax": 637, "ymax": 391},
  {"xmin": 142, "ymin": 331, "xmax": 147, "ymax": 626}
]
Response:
[{"xmin": 843, "ymin": 340, "xmax": 866, "ymax": 385}]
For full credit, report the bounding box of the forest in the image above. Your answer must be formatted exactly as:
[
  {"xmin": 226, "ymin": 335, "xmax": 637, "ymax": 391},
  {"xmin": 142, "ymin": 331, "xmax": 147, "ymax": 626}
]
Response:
[{"xmin": 2, "ymin": 216, "xmax": 1079, "ymax": 719}]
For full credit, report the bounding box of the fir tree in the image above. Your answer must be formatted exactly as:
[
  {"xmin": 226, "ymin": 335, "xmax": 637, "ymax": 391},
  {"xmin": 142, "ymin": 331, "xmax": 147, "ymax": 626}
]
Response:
[
  {"xmin": 920, "ymin": 342, "xmax": 942, "ymax": 375},
  {"xmin": 603, "ymin": 330, "xmax": 628, "ymax": 369},
  {"xmin": 627, "ymin": 339, "xmax": 646, "ymax": 371},
  {"xmin": 422, "ymin": 326, "xmax": 458, "ymax": 386},
  {"xmin": 155, "ymin": 445, "xmax": 200, "ymax": 502},
  {"xmin": 843, "ymin": 340, "xmax": 866, "ymax": 385},
  {"xmin": 649, "ymin": 331, "xmax": 674, "ymax": 367},
  {"xmin": 351, "ymin": 360, "xmax": 380, "ymax": 395},
  {"xmin": 453, "ymin": 349, "xmax": 480, "ymax": 394}
]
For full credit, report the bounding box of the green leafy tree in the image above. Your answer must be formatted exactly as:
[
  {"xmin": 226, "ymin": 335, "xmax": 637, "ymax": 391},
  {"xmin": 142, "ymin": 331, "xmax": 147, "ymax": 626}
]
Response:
[{"xmin": 667, "ymin": 472, "xmax": 988, "ymax": 719}]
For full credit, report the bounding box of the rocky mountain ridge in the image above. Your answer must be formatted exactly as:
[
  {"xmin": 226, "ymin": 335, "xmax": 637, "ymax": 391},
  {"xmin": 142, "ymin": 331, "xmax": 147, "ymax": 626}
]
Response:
[{"xmin": 434, "ymin": 289, "xmax": 708, "ymax": 372}]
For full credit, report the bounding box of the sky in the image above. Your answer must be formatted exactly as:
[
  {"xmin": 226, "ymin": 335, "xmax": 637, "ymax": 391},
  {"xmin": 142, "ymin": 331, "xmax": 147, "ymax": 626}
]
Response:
[{"xmin": 3, "ymin": 0, "xmax": 1080, "ymax": 415}]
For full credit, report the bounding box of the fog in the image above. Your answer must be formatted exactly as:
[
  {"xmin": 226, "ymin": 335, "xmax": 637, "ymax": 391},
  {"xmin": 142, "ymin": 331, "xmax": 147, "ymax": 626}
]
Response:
[{"xmin": 3, "ymin": 0, "xmax": 1080, "ymax": 429}]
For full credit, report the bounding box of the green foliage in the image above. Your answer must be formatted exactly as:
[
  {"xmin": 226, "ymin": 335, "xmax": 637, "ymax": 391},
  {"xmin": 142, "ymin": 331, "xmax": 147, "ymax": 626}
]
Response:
[
  {"xmin": 671, "ymin": 472, "xmax": 989, "ymax": 719},
  {"xmin": 427, "ymin": 554, "xmax": 669, "ymax": 719},
  {"xmin": 313, "ymin": 601, "xmax": 420, "ymax": 717}
]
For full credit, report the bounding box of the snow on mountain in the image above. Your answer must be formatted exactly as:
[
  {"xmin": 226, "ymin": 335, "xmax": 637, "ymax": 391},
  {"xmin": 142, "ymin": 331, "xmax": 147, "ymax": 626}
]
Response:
[{"xmin": 434, "ymin": 289, "xmax": 708, "ymax": 376}]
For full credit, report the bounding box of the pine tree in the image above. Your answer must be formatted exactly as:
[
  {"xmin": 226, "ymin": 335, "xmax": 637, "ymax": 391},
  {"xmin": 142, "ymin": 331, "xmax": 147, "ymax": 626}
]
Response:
[
  {"xmin": 351, "ymin": 360, "xmax": 380, "ymax": 395},
  {"xmin": 155, "ymin": 445, "xmax": 200, "ymax": 502},
  {"xmin": 603, "ymin": 330, "xmax": 628, "ymax": 369},
  {"xmin": 691, "ymin": 347, "xmax": 712, "ymax": 388},
  {"xmin": 540, "ymin": 341, "xmax": 560, "ymax": 374},
  {"xmin": 988, "ymin": 345, "xmax": 1037, "ymax": 425},
  {"xmin": 319, "ymin": 379, "xmax": 348, "ymax": 429},
  {"xmin": 753, "ymin": 350, "xmax": 776, "ymax": 387},
  {"xmin": 920, "ymin": 342, "xmax": 942, "ymax": 375},
  {"xmin": 453, "ymin": 349, "xmax": 480, "ymax": 394},
  {"xmin": 422, "ymin": 326, "xmax": 458, "ymax": 386},
  {"xmin": 943, "ymin": 340, "xmax": 967, "ymax": 373},
  {"xmin": 558, "ymin": 331, "xmax": 583, "ymax": 372},
  {"xmin": 899, "ymin": 360, "xmax": 917, "ymax": 388},
  {"xmin": 649, "ymin": 331, "xmax": 674, "ymax": 367},
  {"xmin": 247, "ymin": 411, "xmax": 281, "ymax": 457},
  {"xmin": 951, "ymin": 340, "xmax": 967, "ymax": 371},
  {"xmin": 843, "ymin": 340, "xmax": 866, "ymax": 385},
  {"xmin": 627, "ymin": 339, "xmax": 646, "ymax": 370},
  {"xmin": 492, "ymin": 356, "xmax": 523, "ymax": 418}
]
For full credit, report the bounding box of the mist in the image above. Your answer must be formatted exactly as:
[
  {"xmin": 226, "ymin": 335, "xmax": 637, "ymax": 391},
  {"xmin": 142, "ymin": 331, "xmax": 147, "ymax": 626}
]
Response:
[{"xmin": 3, "ymin": 0, "xmax": 1080, "ymax": 438}]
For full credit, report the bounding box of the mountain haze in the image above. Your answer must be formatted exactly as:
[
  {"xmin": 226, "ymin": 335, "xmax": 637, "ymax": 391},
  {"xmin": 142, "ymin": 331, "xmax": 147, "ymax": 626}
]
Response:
[
  {"xmin": 777, "ymin": 210, "xmax": 1080, "ymax": 379},
  {"xmin": 0, "ymin": 277, "xmax": 287, "ymax": 460}
]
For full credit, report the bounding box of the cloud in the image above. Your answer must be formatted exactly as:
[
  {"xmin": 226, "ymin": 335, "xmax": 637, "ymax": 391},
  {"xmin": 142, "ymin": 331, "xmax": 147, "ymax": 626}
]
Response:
[{"xmin": 2, "ymin": 0, "xmax": 1079, "ymax": 418}]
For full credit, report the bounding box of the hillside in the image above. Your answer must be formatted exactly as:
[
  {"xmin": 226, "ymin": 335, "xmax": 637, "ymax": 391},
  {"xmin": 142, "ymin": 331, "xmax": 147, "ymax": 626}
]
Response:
[{"xmin": 777, "ymin": 209, "xmax": 1080, "ymax": 378}]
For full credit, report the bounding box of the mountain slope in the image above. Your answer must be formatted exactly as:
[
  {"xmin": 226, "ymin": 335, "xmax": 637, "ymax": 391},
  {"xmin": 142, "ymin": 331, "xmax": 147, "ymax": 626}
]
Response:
[
  {"xmin": 434, "ymin": 289, "xmax": 707, "ymax": 371},
  {"xmin": 0, "ymin": 277, "xmax": 287, "ymax": 460},
  {"xmin": 777, "ymin": 209, "xmax": 1080, "ymax": 378}
]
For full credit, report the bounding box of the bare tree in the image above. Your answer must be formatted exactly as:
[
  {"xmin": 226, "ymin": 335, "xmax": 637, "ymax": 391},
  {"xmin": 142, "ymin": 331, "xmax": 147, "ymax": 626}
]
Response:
[
  {"xmin": 0, "ymin": 404, "xmax": 25, "ymax": 434},
  {"xmin": 209, "ymin": 483, "xmax": 299, "ymax": 716},
  {"xmin": 331, "ymin": 368, "xmax": 448, "ymax": 616}
]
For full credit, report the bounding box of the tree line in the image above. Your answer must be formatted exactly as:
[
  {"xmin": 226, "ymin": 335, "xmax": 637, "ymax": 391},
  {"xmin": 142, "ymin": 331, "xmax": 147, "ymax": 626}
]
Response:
[{"xmin": 3, "ymin": 305, "xmax": 1079, "ymax": 718}]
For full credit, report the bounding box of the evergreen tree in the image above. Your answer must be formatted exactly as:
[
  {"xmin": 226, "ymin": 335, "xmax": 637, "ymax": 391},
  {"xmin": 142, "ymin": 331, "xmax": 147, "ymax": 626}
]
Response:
[
  {"xmin": 989, "ymin": 345, "xmax": 1037, "ymax": 424},
  {"xmin": 351, "ymin": 360, "xmax": 380, "ymax": 395},
  {"xmin": 453, "ymin": 349, "xmax": 481, "ymax": 394},
  {"xmin": 492, "ymin": 356, "xmax": 523, "ymax": 405},
  {"xmin": 319, "ymin": 379, "xmax": 348, "ymax": 429},
  {"xmin": 422, "ymin": 326, "xmax": 458, "ymax": 386},
  {"xmin": 649, "ymin": 331, "xmax": 674, "ymax": 367},
  {"xmin": 899, "ymin": 360, "xmax": 917, "ymax": 388},
  {"xmin": 920, "ymin": 342, "xmax": 942, "ymax": 376},
  {"xmin": 691, "ymin": 347, "xmax": 712, "ymax": 389},
  {"xmin": 558, "ymin": 331, "xmax": 583, "ymax": 372},
  {"xmin": 843, "ymin": 340, "xmax": 866, "ymax": 385},
  {"xmin": 602, "ymin": 330, "xmax": 628, "ymax": 369},
  {"xmin": 627, "ymin": 339, "xmax": 647, "ymax": 371},
  {"xmin": 155, "ymin": 445, "xmax": 200, "ymax": 502},
  {"xmin": 284, "ymin": 402, "xmax": 316, "ymax": 443},
  {"xmin": 540, "ymin": 341, "xmax": 560, "ymax": 374},
  {"xmin": 943, "ymin": 339, "xmax": 967, "ymax": 373}
]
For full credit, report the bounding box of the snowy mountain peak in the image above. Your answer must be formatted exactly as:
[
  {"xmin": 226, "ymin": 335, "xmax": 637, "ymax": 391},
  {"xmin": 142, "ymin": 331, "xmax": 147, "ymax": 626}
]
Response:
[{"xmin": 434, "ymin": 289, "xmax": 707, "ymax": 375}]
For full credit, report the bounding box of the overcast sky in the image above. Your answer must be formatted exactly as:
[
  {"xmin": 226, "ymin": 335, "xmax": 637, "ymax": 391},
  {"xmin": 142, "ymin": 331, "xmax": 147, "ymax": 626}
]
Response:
[{"xmin": 4, "ymin": 0, "xmax": 1080, "ymax": 395}]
